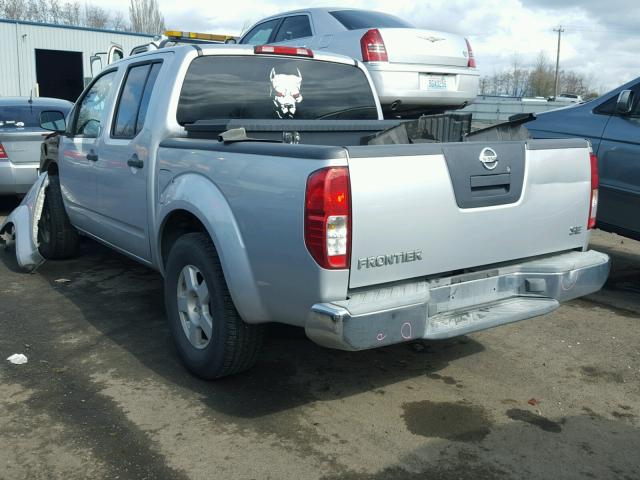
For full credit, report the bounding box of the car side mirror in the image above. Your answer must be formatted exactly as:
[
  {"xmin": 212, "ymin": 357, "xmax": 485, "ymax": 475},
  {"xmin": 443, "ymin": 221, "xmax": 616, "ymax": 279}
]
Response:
[
  {"xmin": 90, "ymin": 55, "xmax": 103, "ymax": 78},
  {"xmin": 615, "ymin": 90, "xmax": 634, "ymax": 114},
  {"xmin": 225, "ymin": 38, "xmax": 237, "ymax": 44},
  {"xmin": 39, "ymin": 110, "xmax": 66, "ymax": 133}
]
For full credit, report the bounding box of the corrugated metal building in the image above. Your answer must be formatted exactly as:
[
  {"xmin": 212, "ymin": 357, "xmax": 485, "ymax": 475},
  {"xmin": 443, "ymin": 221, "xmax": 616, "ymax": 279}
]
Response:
[
  {"xmin": 0, "ymin": 18, "xmax": 153, "ymax": 101},
  {"xmin": 457, "ymin": 95, "xmax": 574, "ymax": 127}
]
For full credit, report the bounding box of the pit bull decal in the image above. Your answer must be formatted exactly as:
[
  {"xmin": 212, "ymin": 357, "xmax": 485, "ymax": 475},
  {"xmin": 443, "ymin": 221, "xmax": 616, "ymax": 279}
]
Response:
[{"xmin": 270, "ymin": 68, "xmax": 303, "ymax": 118}]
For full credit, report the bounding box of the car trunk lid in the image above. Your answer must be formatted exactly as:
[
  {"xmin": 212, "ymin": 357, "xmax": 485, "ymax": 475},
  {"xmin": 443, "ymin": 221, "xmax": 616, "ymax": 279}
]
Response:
[
  {"xmin": 0, "ymin": 130, "xmax": 46, "ymax": 164},
  {"xmin": 346, "ymin": 139, "xmax": 592, "ymax": 289},
  {"xmin": 377, "ymin": 28, "xmax": 469, "ymax": 67}
]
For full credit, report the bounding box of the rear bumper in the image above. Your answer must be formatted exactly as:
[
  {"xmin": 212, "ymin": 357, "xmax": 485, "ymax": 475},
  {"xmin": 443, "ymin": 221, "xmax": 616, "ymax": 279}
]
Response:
[
  {"xmin": 0, "ymin": 161, "xmax": 39, "ymax": 194},
  {"xmin": 306, "ymin": 250, "xmax": 610, "ymax": 350},
  {"xmin": 366, "ymin": 63, "xmax": 479, "ymax": 108}
]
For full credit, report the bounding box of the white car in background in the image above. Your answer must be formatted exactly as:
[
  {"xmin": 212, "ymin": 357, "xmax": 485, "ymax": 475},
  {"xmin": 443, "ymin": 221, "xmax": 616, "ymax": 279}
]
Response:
[{"xmin": 238, "ymin": 8, "xmax": 479, "ymax": 117}]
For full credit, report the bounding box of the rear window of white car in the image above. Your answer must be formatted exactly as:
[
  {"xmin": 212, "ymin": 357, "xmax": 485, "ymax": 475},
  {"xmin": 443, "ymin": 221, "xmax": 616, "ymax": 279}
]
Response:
[
  {"xmin": 177, "ymin": 55, "xmax": 378, "ymax": 123},
  {"xmin": 329, "ymin": 10, "xmax": 412, "ymax": 30}
]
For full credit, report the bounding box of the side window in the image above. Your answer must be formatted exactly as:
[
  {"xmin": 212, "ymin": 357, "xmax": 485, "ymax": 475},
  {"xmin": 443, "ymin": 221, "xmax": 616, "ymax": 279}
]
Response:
[
  {"xmin": 136, "ymin": 63, "xmax": 162, "ymax": 132},
  {"xmin": 274, "ymin": 15, "xmax": 312, "ymax": 42},
  {"xmin": 594, "ymin": 96, "xmax": 616, "ymax": 116},
  {"xmin": 241, "ymin": 19, "xmax": 280, "ymax": 45},
  {"xmin": 631, "ymin": 86, "xmax": 640, "ymax": 117},
  {"xmin": 74, "ymin": 71, "xmax": 116, "ymax": 137},
  {"xmin": 112, "ymin": 62, "xmax": 161, "ymax": 139},
  {"xmin": 595, "ymin": 84, "xmax": 640, "ymax": 117}
]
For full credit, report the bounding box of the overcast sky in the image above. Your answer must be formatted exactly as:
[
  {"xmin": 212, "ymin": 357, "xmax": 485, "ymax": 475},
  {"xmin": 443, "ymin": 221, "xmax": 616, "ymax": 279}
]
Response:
[{"xmin": 111, "ymin": 0, "xmax": 638, "ymax": 93}]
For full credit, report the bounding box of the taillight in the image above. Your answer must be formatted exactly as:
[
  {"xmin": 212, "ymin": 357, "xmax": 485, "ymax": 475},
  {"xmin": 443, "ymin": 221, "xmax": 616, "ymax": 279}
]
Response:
[
  {"xmin": 254, "ymin": 45, "xmax": 314, "ymax": 57},
  {"xmin": 304, "ymin": 167, "xmax": 351, "ymax": 269},
  {"xmin": 465, "ymin": 38, "xmax": 476, "ymax": 68},
  {"xmin": 0, "ymin": 142, "xmax": 8, "ymax": 160},
  {"xmin": 360, "ymin": 29, "xmax": 388, "ymax": 62},
  {"xmin": 588, "ymin": 152, "xmax": 599, "ymax": 229}
]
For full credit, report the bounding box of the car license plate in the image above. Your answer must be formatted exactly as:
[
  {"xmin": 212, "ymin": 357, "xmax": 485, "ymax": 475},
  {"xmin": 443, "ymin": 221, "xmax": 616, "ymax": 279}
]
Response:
[{"xmin": 421, "ymin": 75, "xmax": 449, "ymax": 91}]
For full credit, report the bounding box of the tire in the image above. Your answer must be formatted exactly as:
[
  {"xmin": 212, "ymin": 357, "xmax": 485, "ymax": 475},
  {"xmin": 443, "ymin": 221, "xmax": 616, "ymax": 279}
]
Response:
[
  {"xmin": 38, "ymin": 174, "xmax": 79, "ymax": 259},
  {"xmin": 164, "ymin": 232, "xmax": 264, "ymax": 379}
]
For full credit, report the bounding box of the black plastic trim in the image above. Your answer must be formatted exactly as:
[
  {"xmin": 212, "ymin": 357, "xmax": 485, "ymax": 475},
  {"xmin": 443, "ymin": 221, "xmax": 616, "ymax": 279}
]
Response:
[
  {"xmin": 526, "ymin": 138, "xmax": 589, "ymax": 150},
  {"xmin": 346, "ymin": 143, "xmax": 443, "ymax": 158},
  {"xmin": 160, "ymin": 137, "xmax": 348, "ymax": 160}
]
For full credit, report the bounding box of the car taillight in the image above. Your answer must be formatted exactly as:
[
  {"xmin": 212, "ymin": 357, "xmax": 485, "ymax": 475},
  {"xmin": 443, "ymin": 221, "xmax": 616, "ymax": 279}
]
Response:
[
  {"xmin": 254, "ymin": 45, "xmax": 314, "ymax": 57},
  {"xmin": 360, "ymin": 29, "xmax": 388, "ymax": 62},
  {"xmin": 588, "ymin": 152, "xmax": 599, "ymax": 229},
  {"xmin": 465, "ymin": 38, "xmax": 476, "ymax": 68},
  {"xmin": 0, "ymin": 142, "xmax": 8, "ymax": 160},
  {"xmin": 304, "ymin": 167, "xmax": 351, "ymax": 269}
]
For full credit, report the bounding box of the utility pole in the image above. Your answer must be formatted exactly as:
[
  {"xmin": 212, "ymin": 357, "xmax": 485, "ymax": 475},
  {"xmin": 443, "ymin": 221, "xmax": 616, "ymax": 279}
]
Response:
[{"xmin": 553, "ymin": 25, "xmax": 564, "ymax": 99}]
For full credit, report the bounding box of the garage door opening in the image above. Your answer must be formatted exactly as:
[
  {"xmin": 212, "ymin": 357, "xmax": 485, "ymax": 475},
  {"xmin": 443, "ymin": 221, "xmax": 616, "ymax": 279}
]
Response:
[{"xmin": 35, "ymin": 49, "xmax": 83, "ymax": 102}]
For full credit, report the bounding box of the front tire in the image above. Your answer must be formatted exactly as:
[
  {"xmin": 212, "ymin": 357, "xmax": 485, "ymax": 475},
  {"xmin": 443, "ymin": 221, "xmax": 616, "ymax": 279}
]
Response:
[
  {"xmin": 38, "ymin": 174, "xmax": 79, "ymax": 259},
  {"xmin": 164, "ymin": 232, "xmax": 264, "ymax": 379}
]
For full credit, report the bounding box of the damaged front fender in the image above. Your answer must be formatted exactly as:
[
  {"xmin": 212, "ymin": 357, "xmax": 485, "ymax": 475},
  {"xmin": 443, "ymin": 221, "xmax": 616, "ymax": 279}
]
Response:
[{"xmin": 0, "ymin": 173, "xmax": 49, "ymax": 271}]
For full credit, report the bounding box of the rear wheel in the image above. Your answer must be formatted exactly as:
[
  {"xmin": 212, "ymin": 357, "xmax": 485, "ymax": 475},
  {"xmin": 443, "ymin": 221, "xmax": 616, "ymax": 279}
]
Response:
[
  {"xmin": 38, "ymin": 174, "xmax": 79, "ymax": 259},
  {"xmin": 164, "ymin": 232, "xmax": 264, "ymax": 379}
]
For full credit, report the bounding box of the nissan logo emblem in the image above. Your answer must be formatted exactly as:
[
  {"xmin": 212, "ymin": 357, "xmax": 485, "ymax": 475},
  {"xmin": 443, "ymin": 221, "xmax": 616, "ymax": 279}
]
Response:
[{"xmin": 479, "ymin": 147, "xmax": 498, "ymax": 170}]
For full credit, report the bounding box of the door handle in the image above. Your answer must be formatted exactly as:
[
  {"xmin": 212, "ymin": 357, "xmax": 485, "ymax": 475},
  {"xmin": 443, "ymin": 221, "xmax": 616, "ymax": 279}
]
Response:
[
  {"xmin": 86, "ymin": 151, "xmax": 98, "ymax": 162},
  {"xmin": 127, "ymin": 155, "xmax": 144, "ymax": 169}
]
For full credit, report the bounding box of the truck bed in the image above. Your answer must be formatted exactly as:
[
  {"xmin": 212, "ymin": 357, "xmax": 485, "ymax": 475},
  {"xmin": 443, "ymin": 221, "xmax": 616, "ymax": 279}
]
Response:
[{"xmin": 161, "ymin": 133, "xmax": 593, "ymax": 290}]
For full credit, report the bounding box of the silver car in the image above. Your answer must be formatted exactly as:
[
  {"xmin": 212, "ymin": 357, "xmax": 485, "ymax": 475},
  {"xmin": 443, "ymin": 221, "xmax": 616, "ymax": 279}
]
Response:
[
  {"xmin": 0, "ymin": 97, "xmax": 72, "ymax": 195},
  {"xmin": 238, "ymin": 8, "xmax": 480, "ymax": 117}
]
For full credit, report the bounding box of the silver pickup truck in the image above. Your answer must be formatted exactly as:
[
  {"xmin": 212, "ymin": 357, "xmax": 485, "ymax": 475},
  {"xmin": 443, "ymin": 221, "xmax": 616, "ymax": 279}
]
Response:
[{"xmin": 1, "ymin": 44, "xmax": 610, "ymax": 379}]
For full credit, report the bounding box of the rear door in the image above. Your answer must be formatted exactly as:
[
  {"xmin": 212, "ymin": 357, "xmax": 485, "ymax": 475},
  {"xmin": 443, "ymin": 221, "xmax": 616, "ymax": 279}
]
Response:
[
  {"xmin": 347, "ymin": 140, "xmax": 593, "ymax": 288},
  {"xmin": 94, "ymin": 59, "xmax": 163, "ymax": 261},
  {"xmin": 240, "ymin": 18, "xmax": 283, "ymax": 45},
  {"xmin": 272, "ymin": 14, "xmax": 315, "ymax": 47},
  {"xmin": 596, "ymin": 82, "xmax": 640, "ymax": 236}
]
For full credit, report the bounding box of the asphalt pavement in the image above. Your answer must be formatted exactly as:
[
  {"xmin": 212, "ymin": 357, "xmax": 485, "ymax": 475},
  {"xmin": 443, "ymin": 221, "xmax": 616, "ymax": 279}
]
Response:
[{"xmin": 1, "ymin": 195, "xmax": 639, "ymax": 480}]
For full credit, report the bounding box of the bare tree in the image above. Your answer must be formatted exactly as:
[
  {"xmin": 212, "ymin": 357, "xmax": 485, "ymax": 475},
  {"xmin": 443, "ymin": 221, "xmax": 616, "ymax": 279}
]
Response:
[
  {"xmin": 25, "ymin": 0, "xmax": 46, "ymax": 22},
  {"xmin": 60, "ymin": 0, "xmax": 80, "ymax": 25},
  {"xmin": 48, "ymin": 0, "xmax": 62, "ymax": 23},
  {"xmin": 0, "ymin": 0, "xmax": 132, "ymax": 30},
  {"xmin": 528, "ymin": 51, "xmax": 555, "ymax": 97},
  {"xmin": 128, "ymin": 0, "xmax": 164, "ymax": 34},
  {"xmin": 1, "ymin": 0, "xmax": 29, "ymax": 19},
  {"xmin": 84, "ymin": 3, "xmax": 109, "ymax": 29},
  {"xmin": 477, "ymin": 50, "xmax": 595, "ymax": 98},
  {"xmin": 509, "ymin": 54, "xmax": 530, "ymax": 97},
  {"xmin": 110, "ymin": 9, "xmax": 127, "ymax": 30}
]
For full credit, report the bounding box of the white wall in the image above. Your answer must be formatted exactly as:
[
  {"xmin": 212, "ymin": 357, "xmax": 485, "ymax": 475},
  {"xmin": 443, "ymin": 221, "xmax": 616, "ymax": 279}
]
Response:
[{"xmin": 0, "ymin": 19, "xmax": 153, "ymax": 97}]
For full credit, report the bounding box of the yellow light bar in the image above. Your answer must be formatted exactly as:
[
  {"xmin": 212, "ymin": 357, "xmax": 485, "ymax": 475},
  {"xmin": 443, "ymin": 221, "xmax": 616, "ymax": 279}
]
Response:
[{"xmin": 164, "ymin": 30, "xmax": 235, "ymax": 42}]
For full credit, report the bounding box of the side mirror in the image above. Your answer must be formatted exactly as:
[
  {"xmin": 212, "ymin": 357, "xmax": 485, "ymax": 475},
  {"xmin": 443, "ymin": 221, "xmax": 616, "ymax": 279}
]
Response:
[
  {"xmin": 90, "ymin": 55, "xmax": 103, "ymax": 78},
  {"xmin": 225, "ymin": 38, "xmax": 237, "ymax": 44},
  {"xmin": 615, "ymin": 90, "xmax": 634, "ymax": 114},
  {"xmin": 39, "ymin": 110, "xmax": 66, "ymax": 133},
  {"xmin": 108, "ymin": 45, "xmax": 124, "ymax": 65}
]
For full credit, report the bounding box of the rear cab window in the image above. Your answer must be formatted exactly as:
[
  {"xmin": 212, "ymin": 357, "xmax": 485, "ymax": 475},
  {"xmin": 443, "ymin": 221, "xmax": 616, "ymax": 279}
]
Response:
[
  {"xmin": 274, "ymin": 15, "xmax": 312, "ymax": 42},
  {"xmin": 177, "ymin": 55, "xmax": 378, "ymax": 122},
  {"xmin": 329, "ymin": 10, "xmax": 413, "ymax": 30}
]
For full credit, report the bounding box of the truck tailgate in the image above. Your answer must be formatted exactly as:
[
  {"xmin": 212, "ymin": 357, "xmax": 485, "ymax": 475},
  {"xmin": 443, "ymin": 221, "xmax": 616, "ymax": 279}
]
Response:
[{"xmin": 347, "ymin": 139, "xmax": 592, "ymax": 289}]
